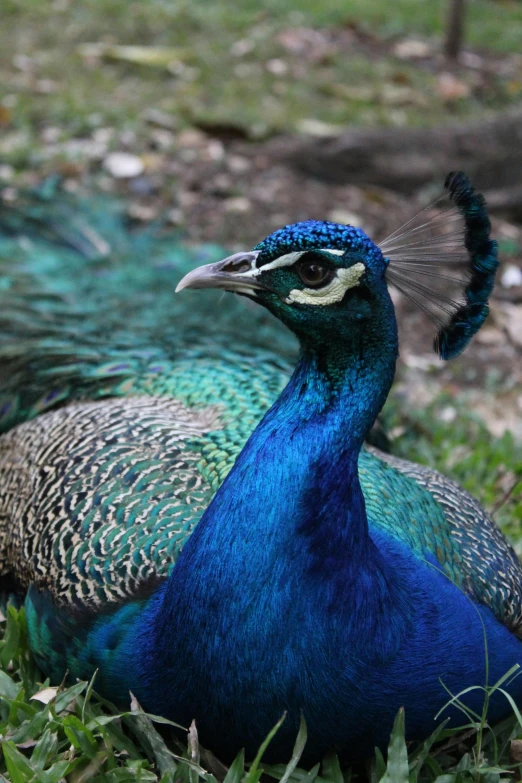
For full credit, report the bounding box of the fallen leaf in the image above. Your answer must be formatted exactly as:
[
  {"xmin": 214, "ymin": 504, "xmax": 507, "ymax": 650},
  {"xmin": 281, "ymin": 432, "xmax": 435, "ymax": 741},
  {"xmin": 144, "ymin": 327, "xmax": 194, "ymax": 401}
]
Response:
[
  {"xmin": 34, "ymin": 79, "xmax": 57, "ymax": 94},
  {"xmin": 226, "ymin": 154, "xmax": 250, "ymax": 174},
  {"xmin": 436, "ymin": 72, "xmax": 471, "ymax": 101},
  {"xmin": 31, "ymin": 686, "xmax": 59, "ymax": 704},
  {"xmin": 78, "ymin": 43, "xmax": 187, "ymax": 69},
  {"xmin": 380, "ymin": 84, "xmax": 427, "ymax": 106},
  {"xmin": 296, "ymin": 118, "xmax": 343, "ymax": 137},
  {"xmin": 497, "ymin": 303, "xmax": 522, "ymax": 347},
  {"xmin": 460, "ymin": 51, "xmax": 484, "ymax": 69},
  {"xmin": 476, "ymin": 326, "xmax": 505, "ymax": 346},
  {"xmin": 393, "ymin": 38, "xmax": 432, "ymax": 59},
  {"xmin": 277, "ymin": 27, "xmax": 333, "ymax": 61},
  {"xmin": 224, "ymin": 196, "xmax": 251, "ymax": 213},
  {"xmin": 511, "ymin": 739, "xmax": 522, "ymax": 763},
  {"xmin": 143, "ymin": 108, "xmax": 177, "ymax": 130},
  {"xmin": 328, "ymin": 84, "xmax": 375, "ymax": 102},
  {"xmin": 0, "ymin": 106, "xmax": 12, "ymax": 127},
  {"xmin": 127, "ymin": 203, "xmax": 158, "ymax": 222},
  {"xmin": 231, "ymin": 38, "xmax": 255, "ymax": 57},
  {"xmin": 16, "ymin": 739, "xmax": 38, "ymax": 749}
]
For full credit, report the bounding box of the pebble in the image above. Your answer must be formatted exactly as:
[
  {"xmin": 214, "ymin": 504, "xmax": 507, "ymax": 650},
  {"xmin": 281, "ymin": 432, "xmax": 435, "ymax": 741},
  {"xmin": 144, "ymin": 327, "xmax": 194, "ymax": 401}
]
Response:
[
  {"xmin": 224, "ymin": 196, "xmax": 252, "ymax": 213},
  {"xmin": 266, "ymin": 58, "xmax": 288, "ymax": 76},
  {"xmin": 227, "ymin": 154, "xmax": 251, "ymax": 174},
  {"xmin": 501, "ymin": 264, "xmax": 522, "ymax": 288},
  {"xmin": 392, "ymin": 39, "xmax": 432, "ymax": 59},
  {"xmin": 0, "ymin": 164, "xmax": 14, "ymax": 181},
  {"xmin": 328, "ymin": 209, "xmax": 363, "ymax": 227},
  {"xmin": 439, "ymin": 406, "xmax": 457, "ymax": 424},
  {"xmin": 103, "ymin": 152, "xmax": 144, "ymax": 179}
]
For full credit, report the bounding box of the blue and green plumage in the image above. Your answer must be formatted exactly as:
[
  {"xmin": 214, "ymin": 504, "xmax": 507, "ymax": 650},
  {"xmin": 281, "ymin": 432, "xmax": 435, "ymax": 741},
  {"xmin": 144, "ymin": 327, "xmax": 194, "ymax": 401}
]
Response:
[{"xmin": 0, "ymin": 173, "xmax": 519, "ymax": 762}]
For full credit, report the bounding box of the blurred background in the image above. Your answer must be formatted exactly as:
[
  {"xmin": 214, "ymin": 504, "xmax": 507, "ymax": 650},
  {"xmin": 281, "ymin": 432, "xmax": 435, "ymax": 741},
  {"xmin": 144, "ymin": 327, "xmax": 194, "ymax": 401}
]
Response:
[{"xmin": 1, "ymin": 0, "xmax": 521, "ymax": 529}]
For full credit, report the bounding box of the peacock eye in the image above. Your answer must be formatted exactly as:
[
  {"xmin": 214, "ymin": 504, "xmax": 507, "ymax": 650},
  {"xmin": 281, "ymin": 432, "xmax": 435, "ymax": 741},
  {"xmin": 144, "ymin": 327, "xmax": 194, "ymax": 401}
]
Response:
[{"xmin": 297, "ymin": 259, "xmax": 333, "ymax": 288}]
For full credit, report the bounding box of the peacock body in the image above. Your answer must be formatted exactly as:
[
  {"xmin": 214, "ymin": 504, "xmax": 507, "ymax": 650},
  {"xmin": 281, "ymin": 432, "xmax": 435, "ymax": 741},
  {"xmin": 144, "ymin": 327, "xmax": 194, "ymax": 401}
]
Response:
[{"xmin": 0, "ymin": 174, "xmax": 521, "ymax": 762}]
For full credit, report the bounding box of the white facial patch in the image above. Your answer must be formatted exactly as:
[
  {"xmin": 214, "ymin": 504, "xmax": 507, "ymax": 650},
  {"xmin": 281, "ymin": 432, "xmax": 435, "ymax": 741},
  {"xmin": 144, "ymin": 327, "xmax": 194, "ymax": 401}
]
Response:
[{"xmin": 285, "ymin": 262, "xmax": 366, "ymax": 306}]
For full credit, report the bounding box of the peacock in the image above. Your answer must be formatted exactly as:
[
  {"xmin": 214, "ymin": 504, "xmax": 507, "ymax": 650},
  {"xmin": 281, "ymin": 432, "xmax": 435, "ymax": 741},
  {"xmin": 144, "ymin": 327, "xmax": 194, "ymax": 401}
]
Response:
[{"xmin": 0, "ymin": 171, "xmax": 520, "ymax": 763}]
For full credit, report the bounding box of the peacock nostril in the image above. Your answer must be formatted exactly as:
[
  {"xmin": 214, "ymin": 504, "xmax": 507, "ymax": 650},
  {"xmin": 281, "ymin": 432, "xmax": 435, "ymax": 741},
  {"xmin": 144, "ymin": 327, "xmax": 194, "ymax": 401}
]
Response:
[{"xmin": 221, "ymin": 258, "xmax": 252, "ymax": 274}]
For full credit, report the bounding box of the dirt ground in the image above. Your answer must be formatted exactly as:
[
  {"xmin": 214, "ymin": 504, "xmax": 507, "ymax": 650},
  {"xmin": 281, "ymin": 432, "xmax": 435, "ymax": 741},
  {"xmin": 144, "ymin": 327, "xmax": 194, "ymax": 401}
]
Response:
[{"xmin": 56, "ymin": 128, "xmax": 519, "ymax": 441}]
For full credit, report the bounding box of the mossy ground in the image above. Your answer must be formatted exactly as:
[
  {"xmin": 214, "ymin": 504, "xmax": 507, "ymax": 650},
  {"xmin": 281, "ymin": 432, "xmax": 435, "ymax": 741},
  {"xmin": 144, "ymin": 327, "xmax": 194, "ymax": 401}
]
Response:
[{"xmin": 1, "ymin": 0, "xmax": 522, "ymax": 169}]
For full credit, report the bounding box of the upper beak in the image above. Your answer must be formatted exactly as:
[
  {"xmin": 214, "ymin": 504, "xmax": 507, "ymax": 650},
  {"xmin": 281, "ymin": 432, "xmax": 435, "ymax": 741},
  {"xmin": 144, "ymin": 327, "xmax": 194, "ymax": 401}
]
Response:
[{"xmin": 175, "ymin": 251, "xmax": 263, "ymax": 295}]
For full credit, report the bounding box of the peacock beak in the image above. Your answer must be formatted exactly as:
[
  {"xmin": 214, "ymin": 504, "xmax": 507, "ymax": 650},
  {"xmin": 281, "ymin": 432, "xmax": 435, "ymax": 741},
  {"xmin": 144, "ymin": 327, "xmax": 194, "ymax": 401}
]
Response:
[{"xmin": 175, "ymin": 251, "xmax": 264, "ymax": 294}]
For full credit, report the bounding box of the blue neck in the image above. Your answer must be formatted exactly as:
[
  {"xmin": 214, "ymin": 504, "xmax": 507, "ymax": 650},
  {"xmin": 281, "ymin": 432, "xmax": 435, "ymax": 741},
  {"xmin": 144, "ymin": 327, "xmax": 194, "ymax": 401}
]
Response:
[
  {"xmin": 153, "ymin": 308, "xmax": 398, "ymax": 631},
  {"xmin": 131, "ymin": 308, "xmax": 399, "ymax": 749}
]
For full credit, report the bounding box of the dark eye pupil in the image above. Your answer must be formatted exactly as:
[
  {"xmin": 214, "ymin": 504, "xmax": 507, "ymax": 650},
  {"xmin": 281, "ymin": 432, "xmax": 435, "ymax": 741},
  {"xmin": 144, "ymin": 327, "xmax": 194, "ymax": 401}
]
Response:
[{"xmin": 299, "ymin": 262, "xmax": 327, "ymax": 287}]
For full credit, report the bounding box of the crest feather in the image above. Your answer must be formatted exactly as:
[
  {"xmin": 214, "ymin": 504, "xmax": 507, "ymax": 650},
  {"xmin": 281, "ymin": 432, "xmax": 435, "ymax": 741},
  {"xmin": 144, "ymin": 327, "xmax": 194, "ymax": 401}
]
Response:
[{"xmin": 381, "ymin": 171, "xmax": 498, "ymax": 360}]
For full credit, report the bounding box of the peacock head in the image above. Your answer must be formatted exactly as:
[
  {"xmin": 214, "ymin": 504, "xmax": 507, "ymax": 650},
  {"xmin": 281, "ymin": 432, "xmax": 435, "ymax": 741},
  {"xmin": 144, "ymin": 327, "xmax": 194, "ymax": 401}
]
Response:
[
  {"xmin": 176, "ymin": 221, "xmax": 393, "ymax": 347},
  {"xmin": 176, "ymin": 173, "xmax": 499, "ymax": 360}
]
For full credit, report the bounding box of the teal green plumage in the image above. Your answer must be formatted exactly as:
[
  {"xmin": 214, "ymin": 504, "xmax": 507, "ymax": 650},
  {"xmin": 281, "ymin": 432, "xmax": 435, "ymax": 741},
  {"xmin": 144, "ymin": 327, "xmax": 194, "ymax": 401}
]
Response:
[
  {"xmin": 0, "ymin": 189, "xmax": 296, "ymax": 434},
  {"xmin": 0, "ymin": 177, "xmax": 520, "ymax": 761}
]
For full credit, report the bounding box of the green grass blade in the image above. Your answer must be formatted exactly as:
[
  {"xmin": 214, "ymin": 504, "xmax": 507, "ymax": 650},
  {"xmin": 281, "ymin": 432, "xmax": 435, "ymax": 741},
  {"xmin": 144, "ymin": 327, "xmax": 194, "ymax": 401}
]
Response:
[
  {"xmin": 245, "ymin": 713, "xmax": 287, "ymax": 783},
  {"xmin": 2, "ymin": 739, "xmax": 36, "ymax": 783},
  {"xmin": 321, "ymin": 750, "xmax": 343, "ymax": 783},
  {"xmin": 30, "ymin": 728, "xmax": 58, "ymax": 770},
  {"xmin": 408, "ymin": 719, "xmax": 449, "ymax": 783},
  {"xmin": 279, "ymin": 715, "xmax": 308, "ymax": 783},
  {"xmin": 373, "ymin": 748, "xmax": 387, "ymax": 783},
  {"xmin": 222, "ymin": 749, "xmax": 245, "ymax": 783},
  {"xmin": 126, "ymin": 694, "xmax": 178, "ymax": 781},
  {"xmin": 379, "ymin": 708, "xmax": 408, "ymax": 783}
]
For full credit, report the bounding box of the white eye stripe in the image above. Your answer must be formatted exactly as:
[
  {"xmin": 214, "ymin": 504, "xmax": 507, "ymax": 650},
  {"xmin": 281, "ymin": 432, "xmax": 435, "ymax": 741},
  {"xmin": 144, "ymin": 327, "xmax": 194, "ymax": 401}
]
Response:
[
  {"xmin": 285, "ymin": 263, "xmax": 366, "ymax": 306},
  {"xmin": 250, "ymin": 248, "xmax": 346, "ymax": 276},
  {"xmin": 252, "ymin": 251, "xmax": 306, "ymax": 275}
]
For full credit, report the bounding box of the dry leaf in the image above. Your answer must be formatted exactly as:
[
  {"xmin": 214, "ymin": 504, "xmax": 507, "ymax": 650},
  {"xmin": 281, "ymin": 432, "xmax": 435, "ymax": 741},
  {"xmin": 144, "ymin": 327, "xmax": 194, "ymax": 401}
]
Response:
[
  {"xmin": 224, "ymin": 196, "xmax": 251, "ymax": 213},
  {"xmin": 0, "ymin": 106, "xmax": 12, "ymax": 127},
  {"xmin": 31, "ymin": 686, "xmax": 59, "ymax": 704},
  {"xmin": 78, "ymin": 43, "xmax": 187, "ymax": 68},
  {"xmin": 511, "ymin": 739, "xmax": 522, "ymax": 763},
  {"xmin": 380, "ymin": 84, "xmax": 427, "ymax": 107},
  {"xmin": 497, "ymin": 303, "xmax": 522, "ymax": 347},
  {"xmin": 476, "ymin": 326, "xmax": 505, "ymax": 346},
  {"xmin": 296, "ymin": 118, "xmax": 343, "ymax": 137},
  {"xmin": 393, "ymin": 39, "xmax": 432, "ymax": 59},
  {"xmin": 436, "ymin": 72, "xmax": 471, "ymax": 101}
]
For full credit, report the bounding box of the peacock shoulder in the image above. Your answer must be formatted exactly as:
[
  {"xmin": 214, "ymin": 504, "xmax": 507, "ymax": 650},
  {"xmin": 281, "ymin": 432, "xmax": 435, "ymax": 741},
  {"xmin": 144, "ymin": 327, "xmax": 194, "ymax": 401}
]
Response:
[{"xmin": 361, "ymin": 447, "xmax": 522, "ymax": 637}]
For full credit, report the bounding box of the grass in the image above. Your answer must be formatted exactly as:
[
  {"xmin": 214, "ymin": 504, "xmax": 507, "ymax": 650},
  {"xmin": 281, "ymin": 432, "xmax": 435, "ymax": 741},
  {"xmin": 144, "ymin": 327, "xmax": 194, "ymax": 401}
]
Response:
[
  {"xmin": 3, "ymin": 602, "xmax": 522, "ymax": 783},
  {"xmin": 1, "ymin": 0, "xmax": 522, "ymax": 176},
  {"xmin": 382, "ymin": 393, "xmax": 522, "ymax": 542}
]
